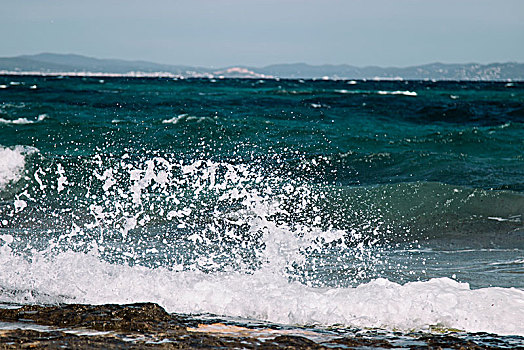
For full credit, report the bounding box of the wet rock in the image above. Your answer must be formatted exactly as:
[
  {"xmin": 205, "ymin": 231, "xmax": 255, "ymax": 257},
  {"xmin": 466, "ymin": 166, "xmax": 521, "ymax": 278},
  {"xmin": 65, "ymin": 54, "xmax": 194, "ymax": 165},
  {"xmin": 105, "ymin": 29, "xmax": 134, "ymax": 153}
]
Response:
[
  {"xmin": 416, "ymin": 334, "xmax": 492, "ymax": 349},
  {"xmin": 271, "ymin": 335, "xmax": 323, "ymax": 349},
  {"xmin": 0, "ymin": 329, "xmax": 149, "ymax": 349},
  {"xmin": 329, "ymin": 336, "xmax": 393, "ymax": 348},
  {"xmin": 0, "ymin": 303, "xmax": 185, "ymax": 333},
  {"xmin": 0, "ymin": 303, "xmax": 517, "ymax": 349}
]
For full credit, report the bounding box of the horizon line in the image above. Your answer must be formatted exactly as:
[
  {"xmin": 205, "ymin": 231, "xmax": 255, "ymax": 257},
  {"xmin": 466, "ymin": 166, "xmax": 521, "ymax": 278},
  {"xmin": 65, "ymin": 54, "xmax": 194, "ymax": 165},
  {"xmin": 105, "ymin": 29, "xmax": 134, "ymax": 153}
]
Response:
[{"xmin": 3, "ymin": 52, "xmax": 524, "ymax": 70}]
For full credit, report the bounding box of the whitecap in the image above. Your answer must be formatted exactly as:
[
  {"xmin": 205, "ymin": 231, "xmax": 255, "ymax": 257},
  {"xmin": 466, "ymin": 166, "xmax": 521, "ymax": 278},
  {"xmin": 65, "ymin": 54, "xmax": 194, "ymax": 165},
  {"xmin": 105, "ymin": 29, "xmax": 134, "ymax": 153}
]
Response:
[
  {"xmin": 162, "ymin": 114, "xmax": 213, "ymax": 124},
  {"xmin": 1, "ymin": 249, "xmax": 523, "ymax": 336},
  {"xmin": 0, "ymin": 145, "xmax": 38, "ymax": 189},
  {"xmin": 377, "ymin": 90, "xmax": 417, "ymax": 97},
  {"xmin": 162, "ymin": 114, "xmax": 189, "ymax": 124},
  {"xmin": 0, "ymin": 114, "xmax": 47, "ymax": 125}
]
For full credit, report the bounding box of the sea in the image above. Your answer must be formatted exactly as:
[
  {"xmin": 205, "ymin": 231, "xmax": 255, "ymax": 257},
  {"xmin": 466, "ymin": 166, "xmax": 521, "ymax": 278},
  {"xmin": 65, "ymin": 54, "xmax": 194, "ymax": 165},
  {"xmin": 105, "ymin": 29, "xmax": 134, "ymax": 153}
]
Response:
[{"xmin": 0, "ymin": 76, "xmax": 523, "ymax": 346}]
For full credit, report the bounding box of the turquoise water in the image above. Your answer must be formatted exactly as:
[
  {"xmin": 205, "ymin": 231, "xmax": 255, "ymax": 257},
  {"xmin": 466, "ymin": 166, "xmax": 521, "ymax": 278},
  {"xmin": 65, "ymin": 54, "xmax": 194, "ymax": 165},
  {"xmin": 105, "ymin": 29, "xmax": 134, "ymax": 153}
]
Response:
[
  {"xmin": 2, "ymin": 78, "xmax": 523, "ymax": 188},
  {"xmin": 0, "ymin": 76, "xmax": 523, "ymax": 336}
]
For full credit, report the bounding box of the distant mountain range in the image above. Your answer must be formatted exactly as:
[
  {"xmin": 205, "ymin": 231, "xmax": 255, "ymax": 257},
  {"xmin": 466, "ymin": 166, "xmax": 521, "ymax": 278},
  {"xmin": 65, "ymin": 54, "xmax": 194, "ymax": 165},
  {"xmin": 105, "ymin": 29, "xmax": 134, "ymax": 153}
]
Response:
[{"xmin": 1, "ymin": 53, "xmax": 523, "ymax": 81}]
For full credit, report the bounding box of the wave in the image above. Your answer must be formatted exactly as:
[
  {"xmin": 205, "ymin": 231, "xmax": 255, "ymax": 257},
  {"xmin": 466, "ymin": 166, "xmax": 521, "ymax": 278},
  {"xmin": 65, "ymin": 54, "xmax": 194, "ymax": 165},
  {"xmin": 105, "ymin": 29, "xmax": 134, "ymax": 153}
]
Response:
[
  {"xmin": 162, "ymin": 114, "xmax": 215, "ymax": 124},
  {"xmin": 0, "ymin": 149, "xmax": 522, "ymax": 337},
  {"xmin": 412, "ymin": 103, "xmax": 524, "ymax": 125},
  {"xmin": 268, "ymin": 88, "xmax": 418, "ymax": 97},
  {"xmin": 334, "ymin": 89, "xmax": 417, "ymax": 96},
  {"xmin": 0, "ymin": 248, "xmax": 522, "ymax": 336},
  {"xmin": 0, "ymin": 145, "xmax": 38, "ymax": 190},
  {"xmin": 1, "ymin": 152, "xmax": 522, "ymax": 243},
  {"xmin": 0, "ymin": 114, "xmax": 47, "ymax": 125},
  {"xmin": 302, "ymin": 182, "xmax": 524, "ymax": 247},
  {"xmin": 377, "ymin": 90, "xmax": 417, "ymax": 96},
  {"xmin": 0, "ymin": 152, "xmax": 521, "ymax": 295}
]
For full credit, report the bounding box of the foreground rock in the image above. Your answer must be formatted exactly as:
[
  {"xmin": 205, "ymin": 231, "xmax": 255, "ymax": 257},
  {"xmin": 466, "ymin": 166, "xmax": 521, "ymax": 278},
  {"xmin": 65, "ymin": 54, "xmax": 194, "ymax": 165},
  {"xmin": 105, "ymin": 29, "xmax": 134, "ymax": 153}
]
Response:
[{"xmin": 0, "ymin": 303, "xmax": 519, "ymax": 349}]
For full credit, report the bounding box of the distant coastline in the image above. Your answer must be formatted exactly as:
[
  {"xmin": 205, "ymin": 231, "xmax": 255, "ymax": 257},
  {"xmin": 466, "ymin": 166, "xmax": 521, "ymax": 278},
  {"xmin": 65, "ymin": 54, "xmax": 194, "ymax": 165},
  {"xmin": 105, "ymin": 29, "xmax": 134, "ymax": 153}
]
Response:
[
  {"xmin": 1, "ymin": 53, "xmax": 523, "ymax": 80},
  {"xmin": 0, "ymin": 70, "xmax": 195, "ymax": 79}
]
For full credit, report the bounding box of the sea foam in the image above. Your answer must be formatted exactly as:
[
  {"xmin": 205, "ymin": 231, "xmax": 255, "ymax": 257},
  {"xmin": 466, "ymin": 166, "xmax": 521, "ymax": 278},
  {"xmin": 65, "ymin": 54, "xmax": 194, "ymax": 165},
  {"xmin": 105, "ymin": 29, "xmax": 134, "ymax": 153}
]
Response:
[
  {"xmin": 162, "ymin": 114, "xmax": 214, "ymax": 124},
  {"xmin": 377, "ymin": 90, "xmax": 418, "ymax": 96},
  {"xmin": 0, "ymin": 145, "xmax": 37, "ymax": 189},
  {"xmin": 0, "ymin": 114, "xmax": 47, "ymax": 125},
  {"xmin": 0, "ymin": 247, "xmax": 523, "ymax": 336}
]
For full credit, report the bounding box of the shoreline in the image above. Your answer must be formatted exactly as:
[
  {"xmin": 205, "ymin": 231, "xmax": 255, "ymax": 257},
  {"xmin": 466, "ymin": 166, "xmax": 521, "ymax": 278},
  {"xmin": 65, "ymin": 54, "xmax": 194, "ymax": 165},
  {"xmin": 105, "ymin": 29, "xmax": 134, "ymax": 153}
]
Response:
[
  {"xmin": 1, "ymin": 303, "xmax": 522, "ymax": 349},
  {"xmin": 1, "ymin": 71, "xmax": 521, "ymax": 82}
]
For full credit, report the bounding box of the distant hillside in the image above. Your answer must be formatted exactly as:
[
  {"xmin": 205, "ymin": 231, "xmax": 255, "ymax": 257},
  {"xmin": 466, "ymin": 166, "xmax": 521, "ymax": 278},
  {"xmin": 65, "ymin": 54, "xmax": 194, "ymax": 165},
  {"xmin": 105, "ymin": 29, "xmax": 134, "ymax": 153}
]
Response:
[
  {"xmin": 0, "ymin": 53, "xmax": 211, "ymax": 76},
  {"xmin": 1, "ymin": 53, "xmax": 523, "ymax": 80},
  {"xmin": 258, "ymin": 62, "xmax": 524, "ymax": 81}
]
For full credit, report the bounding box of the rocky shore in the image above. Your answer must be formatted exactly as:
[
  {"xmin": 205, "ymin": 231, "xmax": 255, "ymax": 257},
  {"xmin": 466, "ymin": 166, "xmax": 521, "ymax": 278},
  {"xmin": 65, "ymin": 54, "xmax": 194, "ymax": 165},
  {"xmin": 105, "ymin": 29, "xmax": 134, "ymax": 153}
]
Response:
[{"xmin": 0, "ymin": 303, "xmax": 521, "ymax": 349}]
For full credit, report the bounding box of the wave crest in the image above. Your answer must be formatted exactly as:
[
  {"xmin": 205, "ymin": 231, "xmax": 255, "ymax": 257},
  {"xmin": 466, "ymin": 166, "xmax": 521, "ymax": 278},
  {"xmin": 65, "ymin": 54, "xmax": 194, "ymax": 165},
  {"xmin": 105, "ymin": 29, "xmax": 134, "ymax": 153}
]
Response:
[
  {"xmin": 0, "ymin": 248, "xmax": 522, "ymax": 335},
  {"xmin": 0, "ymin": 114, "xmax": 47, "ymax": 125},
  {"xmin": 0, "ymin": 145, "xmax": 38, "ymax": 190}
]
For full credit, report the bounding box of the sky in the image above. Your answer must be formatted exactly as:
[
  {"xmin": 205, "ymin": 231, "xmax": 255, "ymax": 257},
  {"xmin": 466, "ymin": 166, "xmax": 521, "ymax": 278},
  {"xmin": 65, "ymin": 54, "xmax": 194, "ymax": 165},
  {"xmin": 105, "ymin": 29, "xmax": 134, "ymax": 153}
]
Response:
[{"xmin": 1, "ymin": 0, "xmax": 523, "ymax": 68}]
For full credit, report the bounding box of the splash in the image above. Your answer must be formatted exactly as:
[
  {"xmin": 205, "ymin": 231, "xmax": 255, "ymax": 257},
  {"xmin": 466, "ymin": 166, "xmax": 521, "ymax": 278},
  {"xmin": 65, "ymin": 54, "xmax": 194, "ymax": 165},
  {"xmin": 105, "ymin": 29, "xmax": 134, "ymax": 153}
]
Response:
[
  {"xmin": 0, "ymin": 246, "xmax": 523, "ymax": 335},
  {"xmin": 0, "ymin": 145, "xmax": 37, "ymax": 190},
  {"xmin": 0, "ymin": 150, "xmax": 395, "ymax": 280},
  {"xmin": 1, "ymin": 149, "xmax": 522, "ymax": 335}
]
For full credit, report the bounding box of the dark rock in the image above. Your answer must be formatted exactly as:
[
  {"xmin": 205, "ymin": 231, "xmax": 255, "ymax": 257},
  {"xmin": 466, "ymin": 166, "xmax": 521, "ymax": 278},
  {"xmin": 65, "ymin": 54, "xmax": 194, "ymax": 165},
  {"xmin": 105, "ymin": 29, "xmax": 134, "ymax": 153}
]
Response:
[
  {"xmin": 0, "ymin": 329, "xmax": 154, "ymax": 349},
  {"xmin": 0, "ymin": 304, "xmax": 518, "ymax": 349},
  {"xmin": 329, "ymin": 336, "xmax": 393, "ymax": 348},
  {"xmin": 271, "ymin": 335, "xmax": 323, "ymax": 349},
  {"xmin": 417, "ymin": 334, "xmax": 493, "ymax": 349},
  {"xmin": 0, "ymin": 303, "xmax": 185, "ymax": 333}
]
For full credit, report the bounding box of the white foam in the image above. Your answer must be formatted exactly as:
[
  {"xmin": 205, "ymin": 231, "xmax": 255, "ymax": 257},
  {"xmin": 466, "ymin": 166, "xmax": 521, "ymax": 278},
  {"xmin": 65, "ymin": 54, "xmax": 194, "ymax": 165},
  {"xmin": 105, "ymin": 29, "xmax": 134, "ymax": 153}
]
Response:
[
  {"xmin": 14, "ymin": 199, "xmax": 27, "ymax": 212},
  {"xmin": 0, "ymin": 114, "xmax": 47, "ymax": 125},
  {"xmin": 162, "ymin": 114, "xmax": 189, "ymax": 124},
  {"xmin": 0, "ymin": 145, "xmax": 37, "ymax": 189},
  {"xmin": 377, "ymin": 90, "xmax": 418, "ymax": 97},
  {"xmin": 162, "ymin": 114, "xmax": 214, "ymax": 124},
  {"xmin": 0, "ymin": 249, "xmax": 522, "ymax": 336},
  {"xmin": 335, "ymin": 89, "xmax": 417, "ymax": 97},
  {"xmin": 1, "ymin": 155, "xmax": 522, "ymax": 336},
  {"xmin": 0, "ymin": 234, "xmax": 13, "ymax": 244}
]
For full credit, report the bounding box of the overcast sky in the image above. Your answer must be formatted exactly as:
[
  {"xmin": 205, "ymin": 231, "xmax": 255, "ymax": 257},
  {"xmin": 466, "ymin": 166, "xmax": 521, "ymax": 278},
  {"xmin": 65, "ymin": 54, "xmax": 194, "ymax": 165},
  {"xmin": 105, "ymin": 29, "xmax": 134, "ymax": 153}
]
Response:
[{"xmin": 1, "ymin": 0, "xmax": 523, "ymax": 67}]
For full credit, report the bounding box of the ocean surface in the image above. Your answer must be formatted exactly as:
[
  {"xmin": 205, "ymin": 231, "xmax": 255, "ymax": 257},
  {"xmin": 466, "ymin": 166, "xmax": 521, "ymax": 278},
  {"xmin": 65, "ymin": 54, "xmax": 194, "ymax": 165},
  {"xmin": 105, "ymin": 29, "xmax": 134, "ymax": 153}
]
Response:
[{"xmin": 0, "ymin": 76, "xmax": 523, "ymax": 341}]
